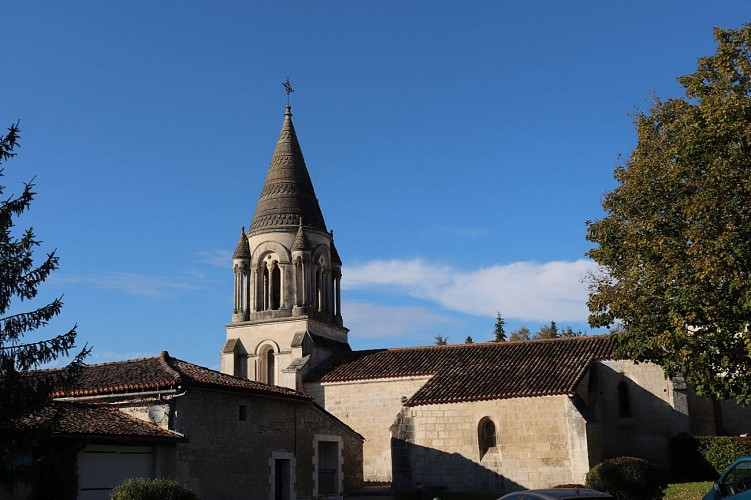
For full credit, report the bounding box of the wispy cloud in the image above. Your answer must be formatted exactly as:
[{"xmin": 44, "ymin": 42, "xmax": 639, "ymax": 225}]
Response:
[
  {"xmin": 196, "ymin": 249, "xmax": 232, "ymax": 268},
  {"xmin": 344, "ymin": 301, "xmax": 461, "ymax": 341},
  {"xmin": 344, "ymin": 258, "xmax": 594, "ymax": 322},
  {"xmin": 52, "ymin": 272, "xmax": 200, "ymax": 299}
]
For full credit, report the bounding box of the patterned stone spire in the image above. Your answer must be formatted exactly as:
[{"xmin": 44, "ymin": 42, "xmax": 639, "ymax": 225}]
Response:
[
  {"xmin": 249, "ymin": 106, "xmax": 327, "ymax": 233},
  {"xmin": 232, "ymin": 227, "xmax": 250, "ymax": 259},
  {"xmin": 292, "ymin": 218, "xmax": 310, "ymax": 251}
]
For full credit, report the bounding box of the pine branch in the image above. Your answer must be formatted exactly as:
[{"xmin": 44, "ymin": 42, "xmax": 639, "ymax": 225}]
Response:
[{"xmin": 0, "ymin": 298, "xmax": 64, "ymax": 341}]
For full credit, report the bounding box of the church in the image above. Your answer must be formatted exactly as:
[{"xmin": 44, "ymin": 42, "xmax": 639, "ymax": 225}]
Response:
[
  {"xmin": 218, "ymin": 103, "xmax": 751, "ymax": 493},
  {"xmin": 13, "ymin": 102, "xmax": 751, "ymax": 500}
]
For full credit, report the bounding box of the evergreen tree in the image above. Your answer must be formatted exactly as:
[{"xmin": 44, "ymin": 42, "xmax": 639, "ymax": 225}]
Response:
[
  {"xmin": 492, "ymin": 312, "xmax": 506, "ymax": 341},
  {"xmin": 0, "ymin": 123, "xmax": 89, "ymax": 473},
  {"xmin": 560, "ymin": 326, "xmax": 584, "ymax": 337},
  {"xmin": 465, "ymin": 336, "xmax": 474, "ymax": 344},
  {"xmin": 434, "ymin": 335, "xmax": 448, "ymax": 346},
  {"xmin": 535, "ymin": 321, "xmax": 559, "ymax": 339}
]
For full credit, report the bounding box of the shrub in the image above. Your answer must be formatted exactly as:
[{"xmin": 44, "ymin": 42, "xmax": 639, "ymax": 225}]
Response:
[
  {"xmin": 700, "ymin": 436, "xmax": 751, "ymax": 476},
  {"xmin": 585, "ymin": 456, "xmax": 667, "ymax": 500},
  {"xmin": 110, "ymin": 477, "xmax": 198, "ymax": 500},
  {"xmin": 670, "ymin": 435, "xmax": 751, "ymax": 480}
]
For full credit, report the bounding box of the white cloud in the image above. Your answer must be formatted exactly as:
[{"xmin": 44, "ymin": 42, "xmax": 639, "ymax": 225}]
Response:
[
  {"xmin": 344, "ymin": 301, "xmax": 461, "ymax": 341},
  {"xmin": 343, "ymin": 258, "xmax": 595, "ymax": 322}
]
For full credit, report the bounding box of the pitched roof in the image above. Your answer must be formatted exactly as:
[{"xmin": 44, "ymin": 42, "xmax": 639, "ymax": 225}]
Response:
[
  {"xmin": 50, "ymin": 351, "xmax": 311, "ymax": 402},
  {"xmin": 306, "ymin": 335, "xmax": 616, "ymax": 406},
  {"xmin": 18, "ymin": 401, "xmax": 182, "ymax": 441},
  {"xmin": 249, "ymin": 106, "xmax": 327, "ymax": 234}
]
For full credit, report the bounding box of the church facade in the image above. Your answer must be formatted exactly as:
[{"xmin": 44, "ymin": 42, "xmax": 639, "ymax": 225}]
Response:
[{"xmin": 221, "ymin": 104, "xmax": 751, "ymax": 494}]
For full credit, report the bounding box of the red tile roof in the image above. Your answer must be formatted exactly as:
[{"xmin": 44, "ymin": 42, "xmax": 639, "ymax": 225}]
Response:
[
  {"xmin": 18, "ymin": 401, "xmax": 182, "ymax": 440},
  {"xmin": 306, "ymin": 335, "xmax": 616, "ymax": 406},
  {"xmin": 49, "ymin": 351, "xmax": 310, "ymax": 401}
]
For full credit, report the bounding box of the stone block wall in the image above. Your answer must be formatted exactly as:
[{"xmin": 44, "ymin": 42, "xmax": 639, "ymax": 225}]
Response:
[
  {"xmin": 305, "ymin": 376, "xmax": 430, "ymax": 483},
  {"xmin": 169, "ymin": 388, "xmax": 362, "ymax": 499},
  {"xmin": 392, "ymin": 396, "xmax": 589, "ymax": 493},
  {"xmin": 588, "ymin": 360, "xmax": 687, "ymax": 471}
]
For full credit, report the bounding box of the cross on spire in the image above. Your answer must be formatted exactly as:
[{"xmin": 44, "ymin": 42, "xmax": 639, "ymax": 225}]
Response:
[{"xmin": 283, "ymin": 77, "xmax": 294, "ymax": 106}]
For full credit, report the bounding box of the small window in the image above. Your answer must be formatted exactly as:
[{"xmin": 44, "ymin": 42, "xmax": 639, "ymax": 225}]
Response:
[
  {"xmin": 478, "ymin": 417, "xmax": 497, "ymax": 457},
  {"xmin": 239, "ymin": 404, "xmax": 248, "ymax": 422},
  {"xmin": 618, "ymin": 380, "xmax": 632, "ymax": 418}
]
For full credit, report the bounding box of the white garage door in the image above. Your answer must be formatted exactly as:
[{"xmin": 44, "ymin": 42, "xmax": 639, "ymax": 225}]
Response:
[{"xmin": 78, "ymin": 444, "xmax": 155, "ymax": 500}]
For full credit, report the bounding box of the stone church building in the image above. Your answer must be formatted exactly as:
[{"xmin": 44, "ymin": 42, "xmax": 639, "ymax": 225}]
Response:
[
  {"xmin": 12, "ymin": 104, "xmax": 750, "ymax": 500},
  {"xmin": 219, "ymin": 104, "xmax": 751, "ymax": 494}
]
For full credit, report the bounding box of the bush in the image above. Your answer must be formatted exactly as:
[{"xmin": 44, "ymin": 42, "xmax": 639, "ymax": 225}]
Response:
[
  {"xmin": 670, "ymin": 435, "xmax": 751, "ymax": 480},
  {"xmin": 700, "ymin": 436, "xmax": 750, "ymax": 476},
  {"xmin": 585, "ymin": 456, "xmax": 667, "ymax": 500},
  {"xmin": 110, "ymin": 478, "xmax": 198, "ymax": 500}
]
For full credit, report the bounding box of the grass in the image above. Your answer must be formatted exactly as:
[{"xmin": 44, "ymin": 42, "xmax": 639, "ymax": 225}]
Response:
[{"xmin": 664, "ymin": 481, "xmax": 713, "ymax": 500}]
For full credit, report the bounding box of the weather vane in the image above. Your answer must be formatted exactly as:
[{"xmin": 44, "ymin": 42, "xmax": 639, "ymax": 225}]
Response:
[{"xmin": 283, "ymin": 77, "xmax": 294, "ymax": 106}]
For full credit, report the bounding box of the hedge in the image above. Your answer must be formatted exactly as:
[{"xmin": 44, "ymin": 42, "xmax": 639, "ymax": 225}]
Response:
[
  {"xmin": 670, "ymin": 435, "xmax": 751, "ymax": 480},
  {"xmin": 110, "ymin": 478, "xmax": 198, "ymax": 500},
  {"xmin": 585, "ymin": 456, "xmax": 666, "ymax": 500}
]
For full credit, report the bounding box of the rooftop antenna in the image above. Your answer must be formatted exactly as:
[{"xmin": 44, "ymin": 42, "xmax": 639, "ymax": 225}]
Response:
[{"xmin": 283, "ymin": 77, "xmax": 294, "ymax": 106}]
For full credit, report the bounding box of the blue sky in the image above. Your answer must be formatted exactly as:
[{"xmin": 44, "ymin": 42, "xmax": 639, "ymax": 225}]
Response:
[{"xmin": 3, "ymin": 2, "xmax": 750, "ymax": 370}]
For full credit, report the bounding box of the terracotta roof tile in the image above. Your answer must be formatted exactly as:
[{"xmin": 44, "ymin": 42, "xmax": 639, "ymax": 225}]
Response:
[
  {"xmin": 306, "ymin": 335, "xmax": 615, "ymax": 406},
  {"xmin": 18, "ymin": 402, "xmax": 182, "ymax": 440},
  {"xmin": 49, "ymin": 352, "xmax": 311, "ymax": 402}
]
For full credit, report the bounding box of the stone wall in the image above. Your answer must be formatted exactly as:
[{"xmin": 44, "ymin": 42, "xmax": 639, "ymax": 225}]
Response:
[
  {"xmin": 171, "ymin": 388, "xmax": 362, "ymax": 499},
  {"xmin": 93, "ymin": 388, "xmax": 361, "ymax": 499},
  {"xmin": 305, "ymin": 376, "xmax": 430, "ymax": 483},
  {"xmin": 587, "ymin": 360, "xmax": 688, "ymax": 472},
  {"xmin": 391, "ymin": 396, "xmax": 589, "ymax": 494}
]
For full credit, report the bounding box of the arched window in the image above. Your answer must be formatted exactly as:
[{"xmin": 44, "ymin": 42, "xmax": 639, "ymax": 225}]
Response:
[
  {"xmin": 315, "ymin": 267, "xmax": 322, "ymax": 311},
  {"xmin": 618, "ymin": 380, "xmax": 632, "ymax": 418},
  {"xmin": 262, "ymin": 266, "xmax": 270, "ymax": 310},
  {"xmin": 478, "ymin": 417, "xmax": 497, "ymax": 457},
  {"xmin": 270, "ymin": 263, "xmax": 280, "ymax": 310},
  {"xmin": 266, "ymin": 348, "xmax": 275, "ymax": 384},
  {"xmin": 258, "ymin": 345, "xmax": 275, "ymax": 385}
]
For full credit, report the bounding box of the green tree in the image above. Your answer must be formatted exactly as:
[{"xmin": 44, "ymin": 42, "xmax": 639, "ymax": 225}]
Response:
[
  {"xmin": 509, "ymin": 326, "xmax": 530, "ymax": 341},
  {"xmin": 434, "ymin": 335, "xmax": 448, "ymax": 346},
  {"xmin": 586, "ymin": 25, "xmax": 751, "ymax": 403},
  {"xmin": 492, "ymin": 311, "xmax": 506, "ymax": 341},
  {"xmin": 465, "ymin": 336, "xmax": 474, "ymax": 344},
  {"xmin": 534, "ymin": 321, "xmax": 558, "ymax": 339},
  {"xmin": 560, "ymin": 326, "xmax": 584, "ymax": 337},
  {"xmin": 0, "ymin": 123, "xmax": 89, "ymax": 482}
]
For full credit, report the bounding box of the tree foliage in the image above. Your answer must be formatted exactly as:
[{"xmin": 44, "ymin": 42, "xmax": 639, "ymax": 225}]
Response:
[
  {"xmin": 0, "ymin": 123, "xmax": 89, "ymax": 475},
  {"xmin": 434, "ymin": 335, "xmax": 448, "ymax": 346},
  {"xmin": 492, "ymin": 311, "xmax": 506, "ymax": 341},
  {"xmin": 509, "ymin": 326, "xmax": 530, "ymax": 341},
  {"xmin": 560, "ymin": 326, "xmax": 584, "ymax": 338},
  {"xmin": 534, "ymin": 321, "xmax": 559, "ymax": 339},
  {"xmin": 586, "ymin": 25, "xmax": 751, "ymax": 403}
]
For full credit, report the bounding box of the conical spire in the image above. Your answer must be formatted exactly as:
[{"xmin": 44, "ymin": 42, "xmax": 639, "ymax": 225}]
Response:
[
  {"xmin": 249, "ymin": 106, "xmax": 327, "ymax": 233},
  {"xmin": 330, "ymin": 231, "xmax": 342, "ymax": 265},
  {"xmin": 292, "ymin": 218, "xmax": 310, "ymax": 251},
  {"xmin": 233, "ymin": 227, "xmax": 250, "ymax": 259}
]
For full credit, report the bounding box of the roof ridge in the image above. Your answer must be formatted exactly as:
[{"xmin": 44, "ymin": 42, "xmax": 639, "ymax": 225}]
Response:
[
  {"xmin": 158, "ymin": 351, "xmax": 183, "ymax": 385},
  {"xmin": 383, "ymin": 334, "xmax": 610, "ymax": 353}
]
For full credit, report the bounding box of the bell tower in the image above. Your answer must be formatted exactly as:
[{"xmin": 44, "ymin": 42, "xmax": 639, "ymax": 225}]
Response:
[{"xmin": 221, "ymin": 105, "xmax": 350, "ymax": 390}]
